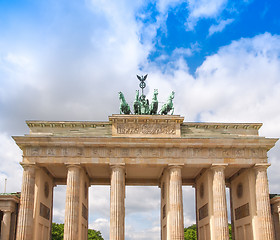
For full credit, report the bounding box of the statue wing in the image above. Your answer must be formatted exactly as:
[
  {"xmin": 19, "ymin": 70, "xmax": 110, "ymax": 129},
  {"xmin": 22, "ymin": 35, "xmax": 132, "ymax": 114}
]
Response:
[
  {"xmin": 137, "ymin": 75, "xmax": 142, "ymax": 81},
  {"xmin": 143, "ymin": 74, "xmax": 148, "ymax": 80}
]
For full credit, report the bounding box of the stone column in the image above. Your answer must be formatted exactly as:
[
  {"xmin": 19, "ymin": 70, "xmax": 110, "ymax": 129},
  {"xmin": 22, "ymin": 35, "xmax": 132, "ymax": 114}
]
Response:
[
  {"xmin": 1, "ymin": 210, "xmax": 12, "ymax": 240},
  {"xmin": 16, "ymin": 164, "xmax": 36, "ymax": 240},
  {"xmin": 64, "ymin": 165, "xmax": 81, "ymax": 240},
  {"xmin": 278, "ymin": 206, "xmax": 280, "ymax": 230},
  {"xmin": 110, "ymin": 165, "xmax": 125, "ymax": 240},
  {"xmin": 254, "ymin": 164, "xmax": 275, "ymax": 240},
  {"xmin": 167, "ymin": 165, "xmax": 184, "ymax": 240},
  {"xmin": 211, "ymin": 164, "xmax": 229, "ymax": 240}
]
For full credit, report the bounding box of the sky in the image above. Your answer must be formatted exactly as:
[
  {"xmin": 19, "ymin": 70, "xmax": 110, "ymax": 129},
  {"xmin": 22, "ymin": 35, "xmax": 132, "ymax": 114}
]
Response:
[{"xmin": 1, "ymin": 0, "xmax": 280, "ymax": 239}]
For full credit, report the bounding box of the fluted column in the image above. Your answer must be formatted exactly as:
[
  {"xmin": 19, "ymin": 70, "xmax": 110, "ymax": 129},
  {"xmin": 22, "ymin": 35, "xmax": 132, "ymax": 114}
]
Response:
[
  {"xmin": 278, "ymin": 206, "xmax": 280, "ymax": 229},
  {"xmin": 16, "ymin": 164, "xmax": 36, "ymax": 240},
  {"xmin": 167, "ymin": 165, "xmax": 184, "ymax": 240},
  {"xmin": 211, "ymin": 164, "xmax": 229, "ymax": 240},
  {"xmin": 254, "ymin": 164, "xmax": 275, "ymax": 240},
  {"xmin": 110, "ymin": 164, "xmax": 125, "ymax": 240},
  {"xmin": 1, "ymin": 210, "xmax": 12, "ymax": 240},
  {"xmin": 64, "ymin": 165, "xmax": 81, "ymax": 240}
]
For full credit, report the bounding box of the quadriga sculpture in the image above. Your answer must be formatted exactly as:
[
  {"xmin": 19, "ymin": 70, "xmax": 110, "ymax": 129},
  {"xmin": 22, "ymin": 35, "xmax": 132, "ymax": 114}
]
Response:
[
  {"xmin": 119, "ymin": 92, "xmax": 131, "ymax": 114},
  {"xmin": 149, "ymin": 89, "xmax": 158, "ymax": 115},
  {"xmin": 159, "ymin": 91, "xmax": 175, "ymax": 115},
  {"xmin": 133, "ymin": 90, "xmax": 141, "ymax": 115}
]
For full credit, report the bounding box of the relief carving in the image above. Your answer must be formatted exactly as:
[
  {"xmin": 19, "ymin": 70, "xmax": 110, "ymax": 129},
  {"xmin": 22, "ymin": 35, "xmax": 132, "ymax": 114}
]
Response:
[
  {"xmin": 62, "ymin": 148, "xmax": 69, "ymax": 156},
  {"xmin": 222, "ymin": 149, "xmax": 231, "ymax": 157},
  {"xmin": 250, "ymin": 149, "xmax": 259, "ymax": 157},
  {"xmin": 47, "ymin": 148, "xmax": 55, "ymax": 156},
  {"xmin": 25, "ymin": 146, "xmax": 266, "ymax": 160},
  {"xmin": 235, "ymin": 149, "xmax": 245, "ymax": 158},
  {"xmin": 116, "ymin": 123, "xmax": 176, "ymax": 135},
  {"xmin": 164, "ymin": 148, "xmax": 177, "ymax": 157},
  {"xmin": 192, "ymin": 148, "xmax": 201, "ymax": 157},
  {"xmin": 31, "ymin": 147, "xmax": 39, "ymax": 156},
  {"xmin": 135, "ymin": 148, "xmax": 143, "ymax": 157},
  {"xmin": 76, "ymin": 148, "xmax": 83, "ymax": 156},
  {"xmin": 106, "ymin": 148, "xmax": 116, "ymax": 157},
  {"xmin": 150, "ymin": 148, "xmax": 160, "ymax": 157},
  {"xmin": 121, "ymin": 148, "xmax": 129, "ymax": 157},
  {"xmin": 209, "ymin": 149, "xmax": 216, "ymax": 157},
  {"xmin": 92, "ymin": 148, "xmax": 99, "ymax": 157}
]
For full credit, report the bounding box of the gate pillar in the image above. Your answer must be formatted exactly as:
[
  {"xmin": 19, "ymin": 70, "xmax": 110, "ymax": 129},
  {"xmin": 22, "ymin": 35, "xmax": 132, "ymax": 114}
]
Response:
[
  {"xmin": 196, "ymin": 164, "xmax": 229, "ymax": 240},
  {"xmin": 110, "ymin": 164, "xmax": 125, "ymax": 240},
  {"xmin": 212, "ymin": 164, "xmax": 229, "ymax": 240},
  {"xmin": 16, "ymin": 164, "xmax": 36, "ymax": 240},
  {"xmin": 64, "ymin": 165, "xmax": 89, "ymax": 240},
  {"xmin": 254, "ymin": 164, "xmax": 274, "ymax": 240},
  {"xmin": 161, "ymin": 165, "xmax": 184, "ymax": 240}
]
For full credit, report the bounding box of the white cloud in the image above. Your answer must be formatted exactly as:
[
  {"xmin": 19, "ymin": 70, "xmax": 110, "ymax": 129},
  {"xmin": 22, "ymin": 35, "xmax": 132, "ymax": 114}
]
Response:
[
  {"xmin": 156, "ymin": 0, "xmax": 185, "ymax": 14},
  {"xmin": 125, "ymin": 225, "xmax": 160, "ymax": 240},
  {"xmin": 89, "ymin": 218, "xmax": 110, "ymax": 240},
  {"xmin": 208, "ymin": 18, "xmax": 234, "ymax": 36},
  {"xmin": 0, "ymin": 133, "xmax": 22, "ymax": 193},
  {"xmin": 52, "ymin": 186, "xmax": 66, "ymax": 223},
  {"xmin": 172, "ymin": 42, "xmax": 201, "ymax": 58},
  {"xmin": 186, "ymin": 0, "xmax": 228, "ymax": 30}
]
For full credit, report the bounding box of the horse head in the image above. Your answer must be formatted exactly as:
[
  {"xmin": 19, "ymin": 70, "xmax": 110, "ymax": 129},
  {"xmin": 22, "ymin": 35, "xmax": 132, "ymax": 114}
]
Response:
[
  {"xmin": 169, "ymin": 91, "xmax": 175, "ymax": 100},
  {"xmin": 119, "ymin": 92, "xmax": 124, "ymax": 100}
]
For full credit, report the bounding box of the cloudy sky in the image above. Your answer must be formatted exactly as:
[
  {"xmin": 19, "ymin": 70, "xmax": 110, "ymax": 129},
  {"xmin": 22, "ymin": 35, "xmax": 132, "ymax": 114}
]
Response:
[{"xmin": 1, "ymin": 0, "xmax": 280, "ymax": 239}]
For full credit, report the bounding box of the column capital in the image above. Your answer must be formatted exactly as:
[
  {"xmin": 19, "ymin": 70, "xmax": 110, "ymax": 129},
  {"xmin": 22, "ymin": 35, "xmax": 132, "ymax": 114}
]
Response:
[
  {"xmin": 110, "ymin": 163, "xmax": 125, "ymax": 170},
  {"xmin": 168, "ymin": 163, "xmax": 184, "ymax": 170},
  {"xmin": 20, "ymin": 162, "xmax": 37, "ymax": 171},
  {"xmin": 65, "ymin": 164, "xmax": 82, "ymax": 169},
  {"xmin": 2, "ymin": 210, "xmax": 12, "ymax": 213},
  {"xmin": 211, "ymin": 163, "xmax": 228, "ymax": 171},
  {"xmin": 254, "ymin": 163, "xmax": 271, "ymax": 171}
]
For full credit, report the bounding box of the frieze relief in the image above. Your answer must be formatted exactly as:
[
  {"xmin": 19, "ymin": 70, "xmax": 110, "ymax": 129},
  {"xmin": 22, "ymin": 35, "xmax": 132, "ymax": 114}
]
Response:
[
  {"xmin": 116, "ymin": 123, "xmax": 176, "ymax": 135},
  {"xmin": 25, "ymin": 146, "xmax": 267, "ymax": 159}
]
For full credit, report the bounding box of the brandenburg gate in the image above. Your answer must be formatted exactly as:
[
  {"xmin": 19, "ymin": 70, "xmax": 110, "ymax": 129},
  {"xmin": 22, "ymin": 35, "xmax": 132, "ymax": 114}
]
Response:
[{"xmin": 13, "ymin": 114, "xmax": 277, "ymax": 240}]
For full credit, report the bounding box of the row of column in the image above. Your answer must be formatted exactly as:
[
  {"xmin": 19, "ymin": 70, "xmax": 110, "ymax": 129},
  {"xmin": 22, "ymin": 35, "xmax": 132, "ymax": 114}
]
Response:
[{"xmin": 15, "ymin": 163, "xmax": 274, "ymax": 240}]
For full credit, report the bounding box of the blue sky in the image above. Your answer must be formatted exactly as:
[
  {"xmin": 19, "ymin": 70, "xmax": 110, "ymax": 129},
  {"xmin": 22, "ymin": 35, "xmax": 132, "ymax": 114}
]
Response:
[{"xmin": 1, "ymin": 0, "xmax": 280, "ymax": 239}]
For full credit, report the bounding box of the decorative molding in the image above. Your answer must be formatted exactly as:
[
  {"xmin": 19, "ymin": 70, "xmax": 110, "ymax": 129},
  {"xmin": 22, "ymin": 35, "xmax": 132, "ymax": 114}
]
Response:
[
  {"xmin": 24, "ymin": 146, "xmax": 267, "ymax": 159},
  {"xmin": 26, "ymin": 121, "xmax": 109, "ymax": 129}
]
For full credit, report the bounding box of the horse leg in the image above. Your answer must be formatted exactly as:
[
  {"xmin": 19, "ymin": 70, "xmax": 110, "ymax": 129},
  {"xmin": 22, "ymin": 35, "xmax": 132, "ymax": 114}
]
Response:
[{"xmin": 171, "ymin": 107, "xmax": 174, "ymax": 115}]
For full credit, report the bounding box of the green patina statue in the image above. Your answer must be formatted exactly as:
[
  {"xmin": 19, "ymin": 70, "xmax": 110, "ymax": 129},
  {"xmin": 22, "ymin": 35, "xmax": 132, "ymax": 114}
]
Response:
[
  {"xmin": 140, "ymin": 94, "xmax": 149, "ymax": 115},
  {"xmin": 133, "ymin": 90, "xmax": 141, "ymax": 115},
  {"xmin": 118, "ymin": 75, "xmax": 175, "ymax": 115},
  {"xmin": 159, "ymin": 91, "xmax": 175, "ymax": 115},
  {"xmin": 119, "ymin": 92, "xmax": 131, "ymax": 114},
  {"xmin": 149, "ymin": 89, "xmax": 158, "ymax": 115}
]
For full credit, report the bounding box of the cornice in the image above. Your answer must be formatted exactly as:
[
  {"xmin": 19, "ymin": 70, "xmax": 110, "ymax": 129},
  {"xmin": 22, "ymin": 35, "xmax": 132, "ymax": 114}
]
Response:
[{"xmin": 12, "ymin": 135, "xmax": 278, "ymax": 150}]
